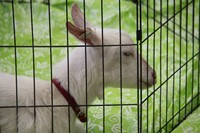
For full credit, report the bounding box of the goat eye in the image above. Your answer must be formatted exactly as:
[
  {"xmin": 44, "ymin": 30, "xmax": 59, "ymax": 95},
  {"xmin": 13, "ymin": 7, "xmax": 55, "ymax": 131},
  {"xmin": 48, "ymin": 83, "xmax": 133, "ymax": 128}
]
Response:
[{"xmin": 123, "ymin": 52, "xmax": 133, "ymax": 57}]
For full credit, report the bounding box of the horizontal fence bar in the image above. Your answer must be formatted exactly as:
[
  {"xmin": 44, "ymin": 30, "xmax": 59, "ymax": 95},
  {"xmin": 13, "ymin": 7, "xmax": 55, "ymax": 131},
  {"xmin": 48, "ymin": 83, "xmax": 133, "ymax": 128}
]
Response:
[
  {"xmin": 0, "ymin": 103, "xmax": 138, "ymax": 109},
  {"xmin": 0, "ymin": 43, "xmax": 138, "ymax": 48}
]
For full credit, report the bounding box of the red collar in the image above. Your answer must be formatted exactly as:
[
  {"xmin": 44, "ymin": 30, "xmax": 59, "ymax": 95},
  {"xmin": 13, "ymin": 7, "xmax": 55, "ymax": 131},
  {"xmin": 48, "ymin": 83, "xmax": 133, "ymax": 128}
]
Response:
[{"xmin": 52, "ymin": 79, "xmax": 87, "ymax": 123}]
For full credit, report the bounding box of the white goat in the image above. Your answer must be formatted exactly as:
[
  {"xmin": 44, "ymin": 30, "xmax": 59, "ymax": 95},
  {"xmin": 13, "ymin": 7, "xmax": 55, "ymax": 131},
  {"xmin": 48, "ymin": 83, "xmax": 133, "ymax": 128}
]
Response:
[{"xmin": 0, "ymin": 3, "xmax": 156, "ymax": 133}]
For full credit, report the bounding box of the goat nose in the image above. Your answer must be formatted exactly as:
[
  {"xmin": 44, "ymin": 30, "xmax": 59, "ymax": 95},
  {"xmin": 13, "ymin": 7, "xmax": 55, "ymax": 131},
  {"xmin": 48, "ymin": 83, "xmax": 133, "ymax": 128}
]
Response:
[
  {"xmin": 152, "ymin": 70, "xmax": 157, "ymax": 84},
  {"xmin": 152, "ymin": 70, "xmax": 156, "ymax": 79}
]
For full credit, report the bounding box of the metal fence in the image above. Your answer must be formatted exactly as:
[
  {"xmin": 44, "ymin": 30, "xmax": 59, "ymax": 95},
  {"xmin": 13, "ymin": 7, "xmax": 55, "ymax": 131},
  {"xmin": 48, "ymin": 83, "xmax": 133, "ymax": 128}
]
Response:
[
  {"xmin": 138, "ymin": 0, "xmax": 200, "ymax": 132},
  {"xmin": 0, "ymin": 0, "xmax": 199, "ymax": 133}
]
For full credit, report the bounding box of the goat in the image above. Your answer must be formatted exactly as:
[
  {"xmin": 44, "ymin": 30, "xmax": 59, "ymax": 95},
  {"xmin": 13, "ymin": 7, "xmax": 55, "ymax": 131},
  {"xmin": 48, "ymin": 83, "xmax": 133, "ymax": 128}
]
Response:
[{"xmin": 0, "ymin": 3, "xmax": 156, "ymax": 133}]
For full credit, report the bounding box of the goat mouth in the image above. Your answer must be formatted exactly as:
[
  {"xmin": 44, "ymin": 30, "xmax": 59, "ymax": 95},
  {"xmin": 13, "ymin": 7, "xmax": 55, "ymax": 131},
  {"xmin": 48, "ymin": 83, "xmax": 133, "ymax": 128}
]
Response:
[{"xmin": 141, "ymin": 81, "xmax": 153, "ymax": 88}]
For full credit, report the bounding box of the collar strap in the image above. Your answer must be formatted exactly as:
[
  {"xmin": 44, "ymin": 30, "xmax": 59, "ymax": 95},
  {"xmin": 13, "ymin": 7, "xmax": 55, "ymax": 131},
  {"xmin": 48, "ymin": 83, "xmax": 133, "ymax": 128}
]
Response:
[{"xmin": 52, "ymin": 79, "xmax": 87, "ymax": 123}]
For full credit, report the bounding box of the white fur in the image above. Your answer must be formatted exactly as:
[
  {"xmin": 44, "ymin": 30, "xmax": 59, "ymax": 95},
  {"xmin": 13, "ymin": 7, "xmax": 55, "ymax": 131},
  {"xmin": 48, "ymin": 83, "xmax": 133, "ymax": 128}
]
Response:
[{"xmin": 0, "ymin": 4, "xmax": 156, "ymax": 133}]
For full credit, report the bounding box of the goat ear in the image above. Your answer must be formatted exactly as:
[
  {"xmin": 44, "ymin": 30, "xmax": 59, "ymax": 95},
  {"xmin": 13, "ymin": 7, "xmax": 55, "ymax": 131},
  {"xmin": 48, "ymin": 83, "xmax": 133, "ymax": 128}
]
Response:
[
  {"xmin": 66, "ymin": 21, "xmax": 100, "ymax": 45},
  {"xmin": 71, "ymin": 3, "xmax": 93, "ymax": 28},
  {"xmin": 67, "ymin": 3, "xmax": 101, "ymax": 45}
]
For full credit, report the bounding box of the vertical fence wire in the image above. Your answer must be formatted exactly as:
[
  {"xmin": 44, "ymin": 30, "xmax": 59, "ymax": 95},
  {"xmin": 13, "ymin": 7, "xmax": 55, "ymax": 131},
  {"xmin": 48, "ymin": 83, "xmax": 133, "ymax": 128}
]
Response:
[
  {"xmin": 65, "ymin": 1, "xmax": 71, "ymax": 132},
  {"xmin": 136, "ymin": 0, "xmax": 144, "ymax": 132},
  {"xmin": 47, "ymin": 0, "xmax": 54, "ymax": 132},
  {"xmin": 178, "ymin": 0, "xmax": 182, "ymax": 123},
  {"xmin": 165, "ymin": 0, "xmax": 169, "ymax": 131},
  {"xmin": 100, "ymin": 0, "xmax": 105, "ymax": 132},
  {"xmin": 82, "ymin": 1, "xmax": 88, "ymax": 132},
  {"xmin": 29, "ymin": 0, "xmax": 36, "ymax": 131},
  {"xmin": 146, "ymin": 0, "xmax": 149, "ymax": 132},
  {"xmin": 172, "ymin": 0, "xmax": 176, "ymax": 127},
  {"xmin": 139, "ymin": 0, "xmax": 143, "ymax": 132},
  {"xmin": 152, "ymin": 0, "xmax": 156, "ymax": 132},
  {"xmin": 11, "ymin": 1, "xmax": 19, "ymax": 132},
  {"xmin": 191, "ymin": 0, "xmax": 195, "ymax": 111},
  {"xmin": 159, "ymin": 0, "xmax": 163, "ymax": 130},
  {"xmin": 185, "ymin": 0, "xmax": 189, "ymax": 118},
  {"xmin": 136, "ymin": 0, "xmax": 140, "ymax": 132},
  {"xmin": 198, "ymin": 0, "xmax": 200, "ymax": 106},
  {"xmin": 184, "ymin": 0, "xmax": 188, "ymax": 119},
  {"xmin": 118, "ymin": 0, "xmax": 123, "ymax": 132}
]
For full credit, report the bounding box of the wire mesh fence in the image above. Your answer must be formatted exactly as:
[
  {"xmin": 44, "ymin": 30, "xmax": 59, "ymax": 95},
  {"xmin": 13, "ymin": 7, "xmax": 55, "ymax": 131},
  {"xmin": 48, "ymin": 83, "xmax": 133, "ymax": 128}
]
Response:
[
  {"xmin": 0, "ymin": 0, "xmax": 199, "ymax": 133},
  {"xmin": 139, "ymin": 0, "xmax": 200, "ymax": 132}
]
